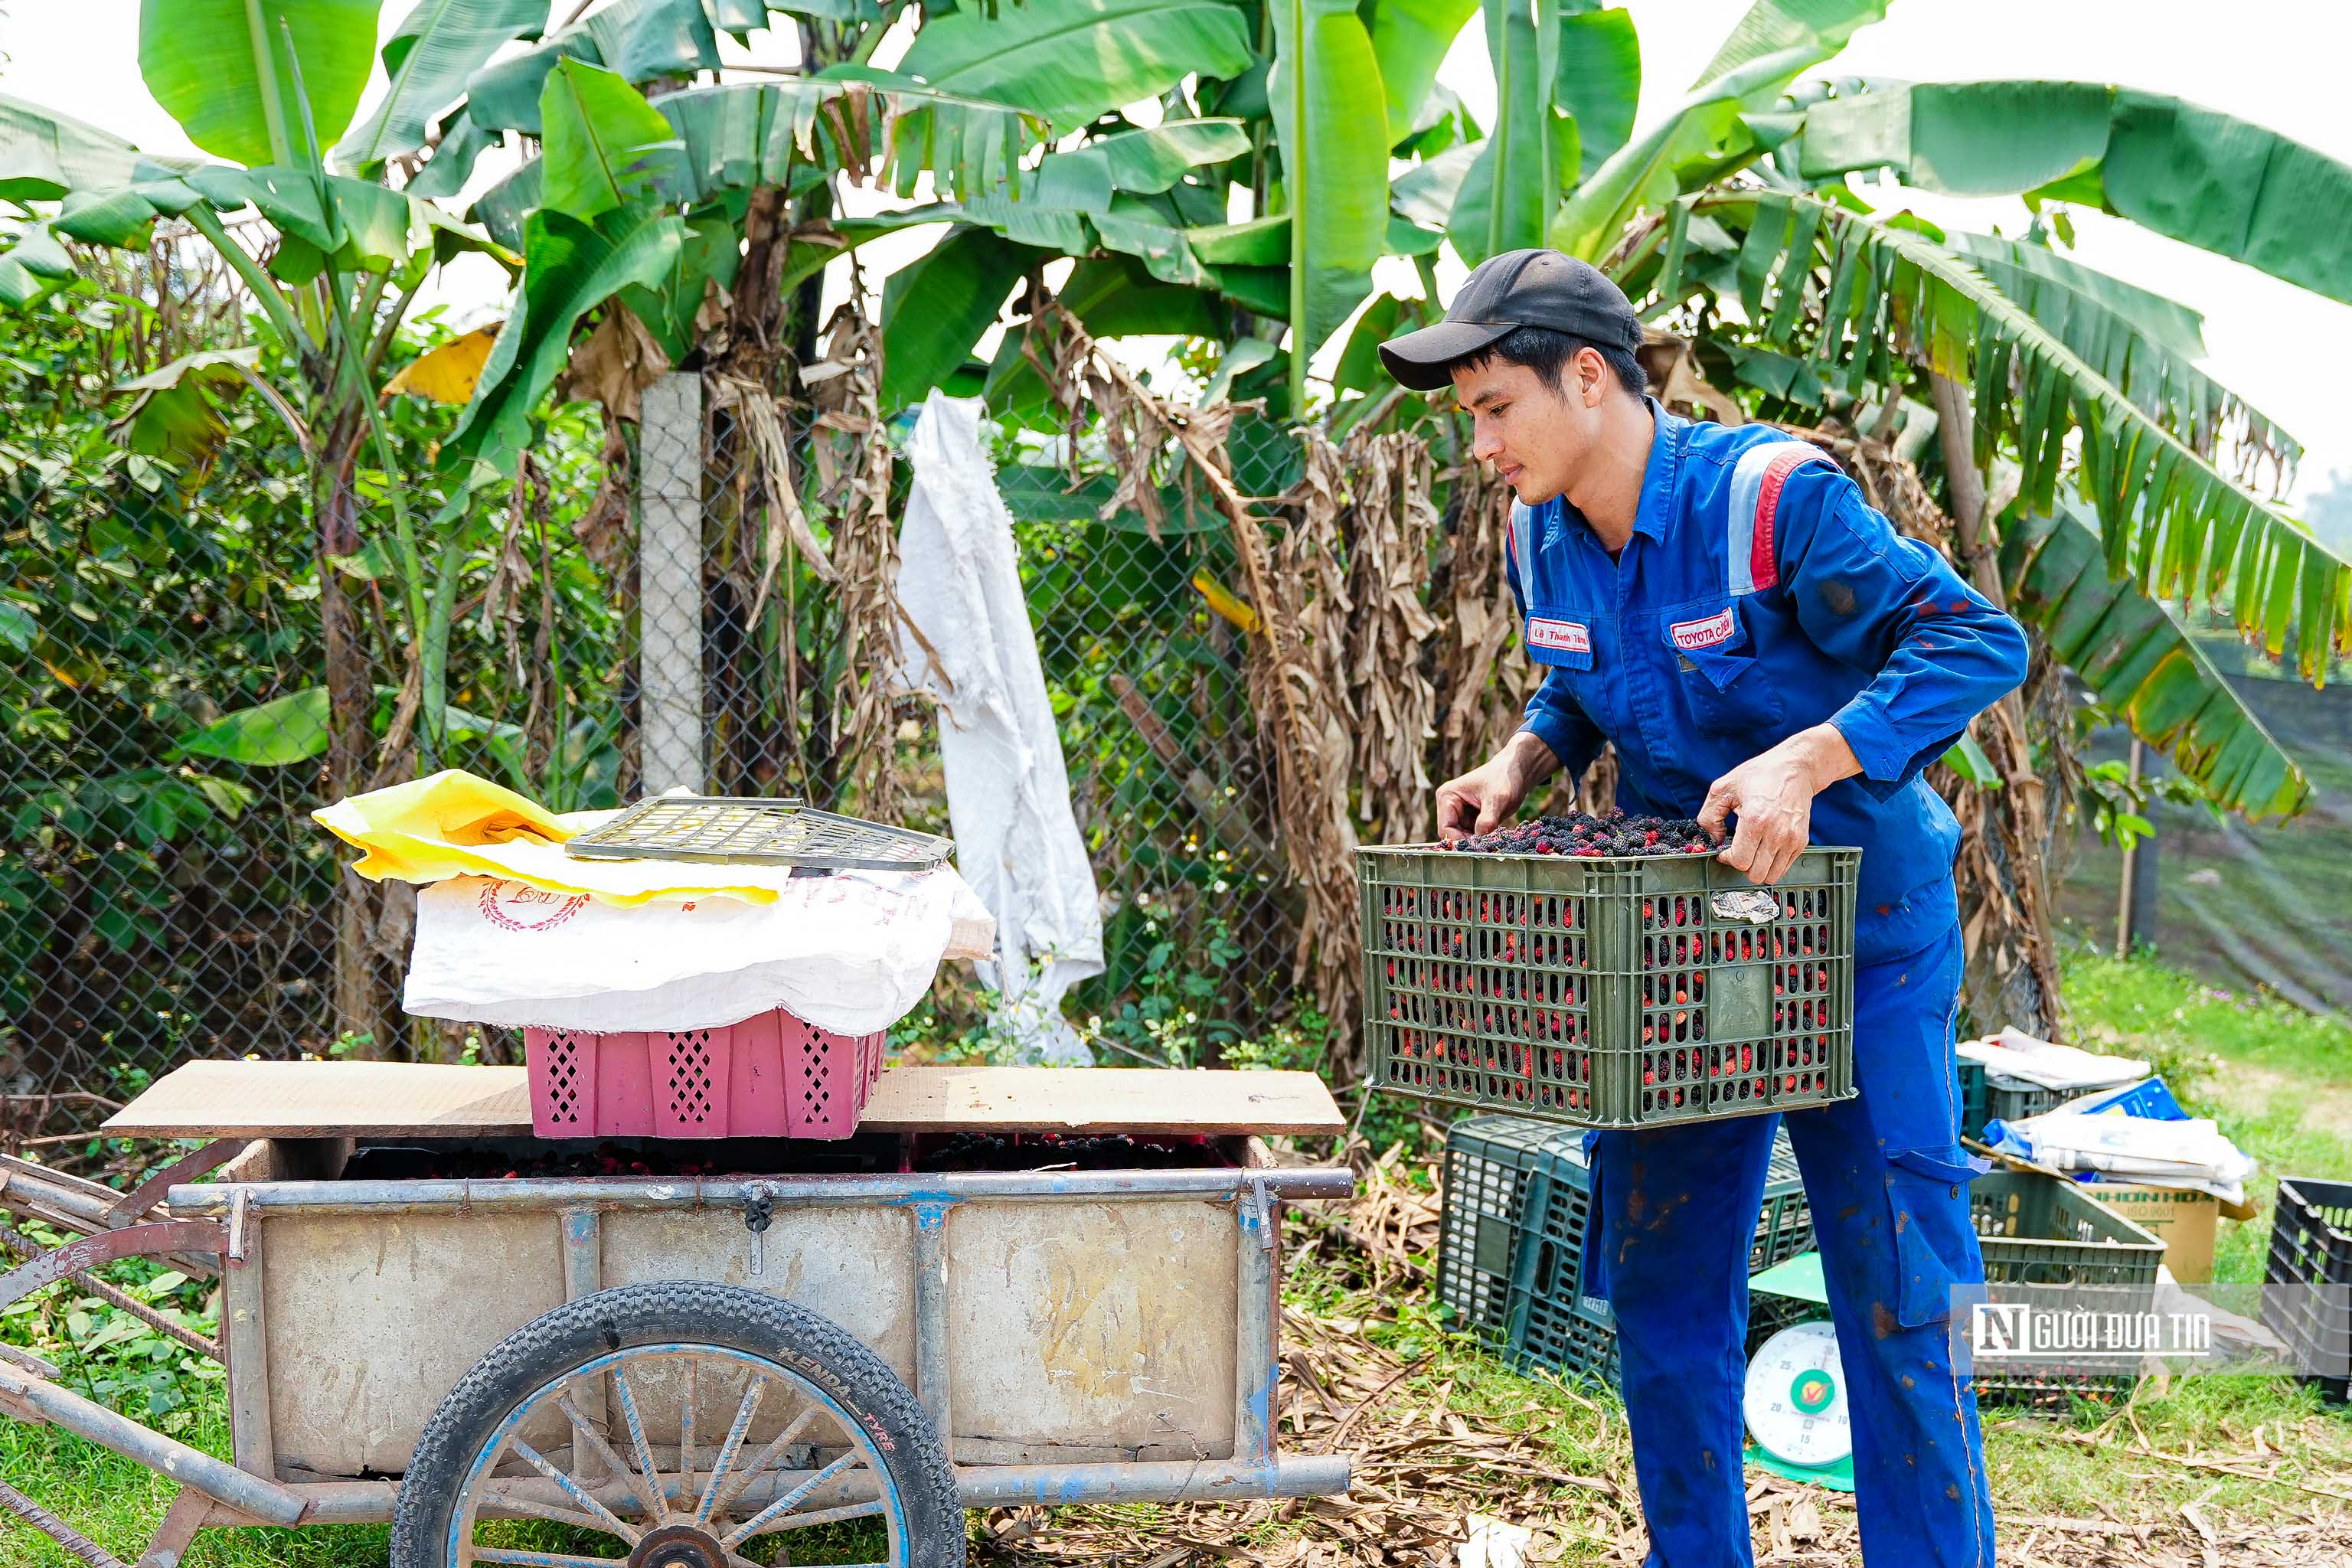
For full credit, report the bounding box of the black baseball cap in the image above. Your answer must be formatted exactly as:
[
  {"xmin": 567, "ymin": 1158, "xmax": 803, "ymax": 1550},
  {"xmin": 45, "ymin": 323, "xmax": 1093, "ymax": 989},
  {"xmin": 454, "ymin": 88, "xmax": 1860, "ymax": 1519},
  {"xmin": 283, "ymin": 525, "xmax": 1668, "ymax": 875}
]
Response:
[{"xmin": 1377, "ymin": 249, "xmax": 1642, "ymax": 392}]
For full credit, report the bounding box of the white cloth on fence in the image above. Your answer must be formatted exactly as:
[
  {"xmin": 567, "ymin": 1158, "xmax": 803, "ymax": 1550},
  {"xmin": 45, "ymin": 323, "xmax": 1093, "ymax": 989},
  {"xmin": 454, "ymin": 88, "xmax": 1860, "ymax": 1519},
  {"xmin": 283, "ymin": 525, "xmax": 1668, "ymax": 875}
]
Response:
[
  {"xmin": 403, "ymin": 869, "xmax": 994, "ymax": 1037},
  {"xmin": 891, "ymin": 390, "xmax": 1103, "ymax": 1064},
  {"xmin": 1956, "ymin": 1026, "xmax": 2148, "ymax": 1091}
]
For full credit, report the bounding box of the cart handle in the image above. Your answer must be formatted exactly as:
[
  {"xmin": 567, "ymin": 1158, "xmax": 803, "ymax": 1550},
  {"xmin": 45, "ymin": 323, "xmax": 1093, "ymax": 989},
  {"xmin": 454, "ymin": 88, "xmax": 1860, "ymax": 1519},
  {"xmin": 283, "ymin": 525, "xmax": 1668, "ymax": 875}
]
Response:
[
  {"xmin": 0, "ymin": 1221, "xmax": 227, "ymax": 1317},
  {"xmin": 0, "ymin": 1362, "xmax": 305, "ymax": 1526}
]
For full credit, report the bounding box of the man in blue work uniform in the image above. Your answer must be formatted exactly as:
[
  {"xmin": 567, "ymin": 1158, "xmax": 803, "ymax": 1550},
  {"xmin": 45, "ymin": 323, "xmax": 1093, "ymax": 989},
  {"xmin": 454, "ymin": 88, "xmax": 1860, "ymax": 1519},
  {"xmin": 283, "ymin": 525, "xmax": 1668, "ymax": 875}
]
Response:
[{"xmin": 1379, "ymin": 250, "xmax": 2028, "ymax": 1567}]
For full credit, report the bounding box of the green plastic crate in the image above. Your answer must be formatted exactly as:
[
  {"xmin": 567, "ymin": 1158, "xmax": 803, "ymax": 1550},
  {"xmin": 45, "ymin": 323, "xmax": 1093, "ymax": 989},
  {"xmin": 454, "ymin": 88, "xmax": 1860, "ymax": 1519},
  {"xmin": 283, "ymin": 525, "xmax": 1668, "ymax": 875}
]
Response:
[
  {"xmin": 1955, "ymin": 1058, "xmax": 2064, "ymax": 1142},
  {"xmin": 1507, "ymin": 1289, "xmax": 1623, "ymax": 1387},
  {"xmin": 1969, "ymin": 1168, "xmax": 2164, "ymax": 1406},
  {"xmin": 1437, "ymin": 1113, "xmax": 1814, "ymax": 1369},
  {"xmin": 1361, "ymin": 844, "xmax": 1860, "ymax": 1129}
]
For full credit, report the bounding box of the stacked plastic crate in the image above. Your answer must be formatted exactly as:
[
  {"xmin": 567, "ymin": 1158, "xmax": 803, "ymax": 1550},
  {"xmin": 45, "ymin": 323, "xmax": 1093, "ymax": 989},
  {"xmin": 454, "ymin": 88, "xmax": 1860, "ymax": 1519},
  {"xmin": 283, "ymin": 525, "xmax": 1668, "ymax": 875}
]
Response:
[
  {"xmin": 1968, "ymin": 1168, "xmax": 2164, "ymax": 1406},
  {"xmin": 1954, "ymin": 1059, "xmax": 2064, "ymax": 1142},
  {"xmin": 1437, "ymin": 1114, "xmax": 1815, "ymax": 1384},
  {"xmin": 2262, "ymin": 1178, "xmax": 2352, "ymax": 1403}
]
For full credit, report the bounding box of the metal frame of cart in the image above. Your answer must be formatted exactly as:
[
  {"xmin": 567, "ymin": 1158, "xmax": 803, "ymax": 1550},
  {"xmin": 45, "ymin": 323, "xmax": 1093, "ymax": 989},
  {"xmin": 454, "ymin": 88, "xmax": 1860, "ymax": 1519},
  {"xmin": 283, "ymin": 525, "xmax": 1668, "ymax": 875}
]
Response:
[{"xmin": 0, "ymin": 1135, "xmax": 1353, "ymax": 1566}]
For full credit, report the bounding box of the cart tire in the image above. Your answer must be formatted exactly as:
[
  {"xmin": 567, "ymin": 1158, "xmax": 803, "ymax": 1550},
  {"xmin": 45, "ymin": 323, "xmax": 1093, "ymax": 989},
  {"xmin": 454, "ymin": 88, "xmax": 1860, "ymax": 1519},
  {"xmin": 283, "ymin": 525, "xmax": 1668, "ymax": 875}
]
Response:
[{"xmin": 390, "ymin": 1281, "xmax": 963, "ymax": 1568}]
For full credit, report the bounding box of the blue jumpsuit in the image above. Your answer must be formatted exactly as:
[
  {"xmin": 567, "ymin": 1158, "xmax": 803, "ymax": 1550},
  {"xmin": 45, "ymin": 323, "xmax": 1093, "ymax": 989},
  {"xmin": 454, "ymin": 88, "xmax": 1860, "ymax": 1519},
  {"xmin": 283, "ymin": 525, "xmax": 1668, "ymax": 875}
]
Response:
[{"xmin": 1504, "ymin": 401, "xmax": 2027, "ymax": 1567}]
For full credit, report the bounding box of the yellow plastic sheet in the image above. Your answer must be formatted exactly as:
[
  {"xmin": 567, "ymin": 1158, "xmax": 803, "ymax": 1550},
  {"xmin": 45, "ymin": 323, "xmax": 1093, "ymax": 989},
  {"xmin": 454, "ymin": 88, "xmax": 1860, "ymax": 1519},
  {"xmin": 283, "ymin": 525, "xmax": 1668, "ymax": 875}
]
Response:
[{"xmin": 312, "ymin": 770, "xmax": 811, "ymax": 906}]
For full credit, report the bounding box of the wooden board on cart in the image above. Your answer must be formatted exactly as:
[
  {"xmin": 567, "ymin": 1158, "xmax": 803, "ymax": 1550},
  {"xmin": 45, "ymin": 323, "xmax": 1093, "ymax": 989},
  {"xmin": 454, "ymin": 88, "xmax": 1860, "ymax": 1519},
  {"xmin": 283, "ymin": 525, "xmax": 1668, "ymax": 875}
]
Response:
[{"xmin": 103, "ymin": 1060, "xmax": 1345, "ymax": 1139}]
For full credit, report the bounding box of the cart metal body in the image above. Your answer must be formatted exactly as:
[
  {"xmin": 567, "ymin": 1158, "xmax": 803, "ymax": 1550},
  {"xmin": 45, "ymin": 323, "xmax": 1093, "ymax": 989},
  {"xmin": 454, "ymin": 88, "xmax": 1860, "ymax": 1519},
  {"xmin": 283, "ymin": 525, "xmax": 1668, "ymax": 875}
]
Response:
[{"xmin": 0, "ymin": 1128, "xmax": 1351, "ymax": 1557}]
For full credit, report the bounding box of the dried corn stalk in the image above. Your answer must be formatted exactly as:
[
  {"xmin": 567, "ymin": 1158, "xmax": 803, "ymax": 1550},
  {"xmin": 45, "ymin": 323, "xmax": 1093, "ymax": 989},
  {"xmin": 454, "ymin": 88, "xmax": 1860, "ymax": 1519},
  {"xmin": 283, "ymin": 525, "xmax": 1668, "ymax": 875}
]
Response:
[
  {"xmin": 804, "ymin": 299, "xmax": 909, "ymax": 821},
  {"xmin": 1306, "ymin": 426, "xmax": 1440, "ymax": 844},
  {"xmin": 1037, "ymin": 302, "xmax": 1364, "ymax": 1045},
  {"xmin": 1429, "ymin": 458, "xmax": 1544, "ymax": 785}
]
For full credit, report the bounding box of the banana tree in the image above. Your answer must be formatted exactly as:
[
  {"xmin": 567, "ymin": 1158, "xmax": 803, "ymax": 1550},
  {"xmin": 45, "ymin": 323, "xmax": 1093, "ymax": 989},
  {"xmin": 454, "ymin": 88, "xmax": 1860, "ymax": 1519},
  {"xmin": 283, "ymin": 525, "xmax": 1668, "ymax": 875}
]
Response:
[
  {"xmin": 442, "ymin": 0, "xmax": 2347, "ymax": 828},
  {"xmin": 0, "ymin": 1, "xmax": 560, "ymax": 1046},
  {"xmin": 0, "ymin": 5, "xmax": 530, "ymax": 771},
  {"xmin": 1319, "ymin": 0, "xmax": 2352, "ymax": 1028},
  {"xmin": 368, "ymin": 0, "xmax": 1282, "ymax": 799},
  {"xmin": 1301, "ymin": 0, "xmax": 2347, "ymax": 813}
]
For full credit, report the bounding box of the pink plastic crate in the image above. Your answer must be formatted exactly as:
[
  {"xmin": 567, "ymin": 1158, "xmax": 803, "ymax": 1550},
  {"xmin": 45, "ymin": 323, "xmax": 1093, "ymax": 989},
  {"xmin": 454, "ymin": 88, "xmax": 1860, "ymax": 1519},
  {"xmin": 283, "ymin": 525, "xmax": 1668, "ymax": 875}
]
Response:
[{"xmin": 524, "ymin": 1009, "xmax": 886, "ymax": 1140}]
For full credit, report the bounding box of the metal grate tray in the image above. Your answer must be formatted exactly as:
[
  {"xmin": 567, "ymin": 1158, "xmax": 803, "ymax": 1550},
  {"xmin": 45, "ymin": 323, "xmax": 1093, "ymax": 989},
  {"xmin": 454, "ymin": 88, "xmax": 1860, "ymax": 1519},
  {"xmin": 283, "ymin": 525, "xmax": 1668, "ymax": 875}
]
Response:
[{"xmin": 561, "ymin": 796, "xmax": 955, "ymax": 871}]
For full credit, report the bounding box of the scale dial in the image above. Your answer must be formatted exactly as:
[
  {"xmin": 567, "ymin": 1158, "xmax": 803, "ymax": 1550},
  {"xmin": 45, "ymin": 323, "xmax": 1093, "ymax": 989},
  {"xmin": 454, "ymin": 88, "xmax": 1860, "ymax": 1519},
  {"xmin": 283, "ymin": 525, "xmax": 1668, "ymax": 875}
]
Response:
[{"xmin": 1744, "ymin": 1321, "xmax": 1852, "ymax": 1468}]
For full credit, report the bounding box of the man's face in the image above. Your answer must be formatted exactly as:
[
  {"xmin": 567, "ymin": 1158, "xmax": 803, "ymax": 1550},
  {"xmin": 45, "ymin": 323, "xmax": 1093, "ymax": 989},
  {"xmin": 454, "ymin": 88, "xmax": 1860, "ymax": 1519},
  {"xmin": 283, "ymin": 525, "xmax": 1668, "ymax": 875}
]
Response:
[{"xmin": 1452, "ymin": 354, "xmax": 1603, "ymax": 505}]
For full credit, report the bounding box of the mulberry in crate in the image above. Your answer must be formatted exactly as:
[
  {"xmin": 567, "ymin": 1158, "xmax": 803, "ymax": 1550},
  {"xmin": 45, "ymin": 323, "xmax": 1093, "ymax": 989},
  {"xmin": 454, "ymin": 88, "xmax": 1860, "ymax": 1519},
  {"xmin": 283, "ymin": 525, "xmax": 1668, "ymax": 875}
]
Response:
[{"xmin": 1443, "ymin": 811, "xmax": 1716, "ymax": 857}]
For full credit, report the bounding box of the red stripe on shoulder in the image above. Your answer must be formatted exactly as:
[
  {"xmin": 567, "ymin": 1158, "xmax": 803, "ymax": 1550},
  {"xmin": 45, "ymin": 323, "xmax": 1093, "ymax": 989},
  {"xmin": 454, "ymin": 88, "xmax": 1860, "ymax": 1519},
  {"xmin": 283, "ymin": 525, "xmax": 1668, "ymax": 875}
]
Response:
[{"xmin": 1749, "ymin": 447, "xmax": 1819, "ymax": 591}]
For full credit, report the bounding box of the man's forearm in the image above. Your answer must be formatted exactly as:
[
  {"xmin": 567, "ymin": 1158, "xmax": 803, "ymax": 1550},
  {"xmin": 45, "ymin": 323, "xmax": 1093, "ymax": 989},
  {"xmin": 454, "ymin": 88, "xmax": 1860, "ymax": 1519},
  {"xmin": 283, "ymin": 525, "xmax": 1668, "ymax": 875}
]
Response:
[
  {"xmin": 1783, "ymin": 722, "xmax": 1862, "ymax": 794},
  {"xmin": 1502, "ymin": 728, "xmax": 1564, "ymax": 793}
]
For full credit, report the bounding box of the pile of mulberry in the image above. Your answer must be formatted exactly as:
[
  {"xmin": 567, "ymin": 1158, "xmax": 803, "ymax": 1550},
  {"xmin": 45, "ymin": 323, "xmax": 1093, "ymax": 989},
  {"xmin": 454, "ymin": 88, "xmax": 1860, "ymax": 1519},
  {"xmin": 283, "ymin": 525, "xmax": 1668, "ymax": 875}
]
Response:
[{"xmin": 1442, "ymin": 811, "xmax": 1716, "ymax": 857}]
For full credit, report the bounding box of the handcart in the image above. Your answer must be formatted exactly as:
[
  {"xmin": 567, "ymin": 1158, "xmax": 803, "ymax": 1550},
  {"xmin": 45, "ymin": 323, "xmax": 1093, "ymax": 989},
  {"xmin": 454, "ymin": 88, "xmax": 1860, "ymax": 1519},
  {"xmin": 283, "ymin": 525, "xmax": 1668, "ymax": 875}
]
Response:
[{"xmin": 0, "ymin": 1062, "xmax": 1352, "ymax": 1568}]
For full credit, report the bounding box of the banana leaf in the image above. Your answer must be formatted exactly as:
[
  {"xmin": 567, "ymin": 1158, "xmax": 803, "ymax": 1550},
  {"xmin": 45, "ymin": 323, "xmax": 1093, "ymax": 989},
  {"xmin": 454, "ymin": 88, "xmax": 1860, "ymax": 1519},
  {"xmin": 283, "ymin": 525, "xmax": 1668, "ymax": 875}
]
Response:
[
  {"xmin": 1555, "ymin": 5, "xmax": 1640, "ymax": 178},
  {"xmin": 1800, "ymin": 82, "xmax": 2352, "ymax": 307},
  {"xmin": 1270, "ymin": 0, "xmax": 1389, "ymax": 367},
  {"xmin": 1720, "ymin": 191, "xmax": 2352, "ymax": 683},
  {"xmin": 899, "ymin": 0, "xmax": 1254, "ymax": 136},
  {"xmin": 139, "ymin": 0, "xmax": 380, "ymax": 168},
  {"xmin": 470, "ymin": 79, "xmax": 1053, "ymax": 247},
  {"xmin": 463, "ymin": 0, "xmax": 721, "ymax": 135},
  {"xmin": 880, "ymin": 225, "xmax": 1039, "ymax": 411},
  {"xmin": 1449, "ymin": 0, "xmax": 1564, "ymax": 266},
  {"xmin": 1944, "ymin": 231, "xmax": 2298, "ymax": 477},
  {"xmin": 537, "ymin": 60, "xmax": 682, "ymax": 222},
  {"xmin": 443, "ymin": 205, "xmax": 687, "ymax": 485},
  {"xmin": 1691, "ymin": 0, "xmax": 1888, "ymax": 89},
  {"xmin": 335, "ymin": 0, "xmax": 546, "ymax": 175},
  {"xmin": 2004, "ymin": 503, "xmax": 2310, "ymax": 820},
  {"xmin": 1366, "ymin": 0, "xmax": 1480, "ymax": 145}
]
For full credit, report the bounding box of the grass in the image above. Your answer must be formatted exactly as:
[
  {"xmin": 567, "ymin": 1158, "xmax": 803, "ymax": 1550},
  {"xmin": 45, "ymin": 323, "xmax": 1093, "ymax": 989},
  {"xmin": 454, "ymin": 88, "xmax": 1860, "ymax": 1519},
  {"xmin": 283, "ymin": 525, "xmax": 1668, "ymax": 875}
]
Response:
[
  {"xmin": 1969, "ymin": 940, "xmax": 2352, "ymax": 1521},
  {"xmin": 4, "ymin": 942, "xmax": 2351, "ymax": 1564},
  {"xmin": 2062, "ymin": 938, "xmax": 2352, "ymax": 1282}
]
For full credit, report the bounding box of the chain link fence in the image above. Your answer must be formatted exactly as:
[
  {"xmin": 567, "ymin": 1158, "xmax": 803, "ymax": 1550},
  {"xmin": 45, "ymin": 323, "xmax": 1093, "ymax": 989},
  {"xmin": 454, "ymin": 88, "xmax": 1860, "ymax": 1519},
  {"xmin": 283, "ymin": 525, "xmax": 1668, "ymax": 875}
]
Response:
[
  {"xmin": 0, "ymin": 298, "xmax": 1357, "ymax": 1135},
  {"xmin": 10, "ymin": 272, "xmax": 2179, "ymax": 1138}
]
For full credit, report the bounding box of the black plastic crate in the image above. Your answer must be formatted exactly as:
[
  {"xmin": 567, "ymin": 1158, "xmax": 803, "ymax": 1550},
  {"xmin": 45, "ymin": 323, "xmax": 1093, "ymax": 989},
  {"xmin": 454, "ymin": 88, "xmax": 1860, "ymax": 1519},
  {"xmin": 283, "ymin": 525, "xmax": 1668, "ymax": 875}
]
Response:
[
  {"xmin": 1361, "ymin": 845, "xmax": 1859, "ymax": 1129},
  {"xmin": 2262, "ymin": 1177, "xmax": 2352, "ymax": 1400},
  {"xmin": 1955, "ymin": 1058, "xmax": 2064, "ymax": 1141},
  {"xmin": 1437, "ymin": 1113, "xmax": 1813, "ymax": 1364},
  {"xmin": 1970, "ymin": 1168, "xmax": 2164, "ymax": 1406}
]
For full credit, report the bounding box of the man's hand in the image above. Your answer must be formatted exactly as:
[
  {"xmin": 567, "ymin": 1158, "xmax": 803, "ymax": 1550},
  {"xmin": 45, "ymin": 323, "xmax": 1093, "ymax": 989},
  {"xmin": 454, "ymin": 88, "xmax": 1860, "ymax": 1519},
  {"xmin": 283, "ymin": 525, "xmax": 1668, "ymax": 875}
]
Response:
[
  {"xmin": 1698, "ymin": 724, "xmax": 1863, "ymax": 885},
  {"xmin": 1436, "ymin": 731, "xmax": 1561, "ymax": 841}
]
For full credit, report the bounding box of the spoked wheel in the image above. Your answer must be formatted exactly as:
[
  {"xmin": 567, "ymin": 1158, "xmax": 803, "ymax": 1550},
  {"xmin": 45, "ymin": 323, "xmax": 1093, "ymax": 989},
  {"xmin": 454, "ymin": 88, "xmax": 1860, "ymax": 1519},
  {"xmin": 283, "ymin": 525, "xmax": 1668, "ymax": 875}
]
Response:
[{"xmin": 392, "ymin": 1282, "xmax": 963, "ymax": 1568}]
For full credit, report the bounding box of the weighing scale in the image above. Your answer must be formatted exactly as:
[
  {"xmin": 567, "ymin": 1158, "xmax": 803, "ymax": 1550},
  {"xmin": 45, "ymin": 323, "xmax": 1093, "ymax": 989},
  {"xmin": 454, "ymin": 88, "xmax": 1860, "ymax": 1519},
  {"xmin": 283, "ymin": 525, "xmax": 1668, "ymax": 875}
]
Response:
[{"xmin": 1743, "ymin": 1251, "xmax": 1854, "ymax": 1491}]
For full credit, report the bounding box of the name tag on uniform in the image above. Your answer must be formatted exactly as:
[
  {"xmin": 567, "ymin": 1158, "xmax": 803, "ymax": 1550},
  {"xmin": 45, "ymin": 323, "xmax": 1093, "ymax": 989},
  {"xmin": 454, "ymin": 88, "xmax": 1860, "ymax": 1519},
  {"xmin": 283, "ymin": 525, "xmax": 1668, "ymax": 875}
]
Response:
[
  {"xmin": 1528, "ymin": 618, "xmax": 1591, "ymax": 653},
  {"xmin": 1668, "ymin": 609, "xmax": 1736, "ymax": 651}
]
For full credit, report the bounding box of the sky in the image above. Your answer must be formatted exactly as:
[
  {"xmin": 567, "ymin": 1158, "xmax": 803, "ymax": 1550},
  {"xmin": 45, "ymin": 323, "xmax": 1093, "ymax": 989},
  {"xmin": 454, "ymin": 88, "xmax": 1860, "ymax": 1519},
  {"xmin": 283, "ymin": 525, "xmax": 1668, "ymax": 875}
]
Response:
[{"xmin": 6, "ymin": 0, "xmax": 2349, "ymax": 508}]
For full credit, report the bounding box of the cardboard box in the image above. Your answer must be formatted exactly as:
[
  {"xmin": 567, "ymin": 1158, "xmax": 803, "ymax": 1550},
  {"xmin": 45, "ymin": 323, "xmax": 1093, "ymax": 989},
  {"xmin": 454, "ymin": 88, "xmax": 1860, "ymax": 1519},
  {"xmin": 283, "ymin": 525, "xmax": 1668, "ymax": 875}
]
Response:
[
  {"xmin": 2079, "ymin": 1183, "xmax": 2248, "ymax": 1282},
  {"xmin": 1966, "ymin": 1141, "xmax": 2257, "ymax": 1281}
]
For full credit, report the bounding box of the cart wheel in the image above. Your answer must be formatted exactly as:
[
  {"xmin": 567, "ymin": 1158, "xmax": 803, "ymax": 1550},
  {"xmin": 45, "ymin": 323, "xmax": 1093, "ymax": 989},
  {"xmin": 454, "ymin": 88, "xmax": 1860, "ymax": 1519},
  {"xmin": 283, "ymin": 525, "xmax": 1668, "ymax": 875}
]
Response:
[{"xmin": 391, "ymin": 1282, "xmax": 962, "ymax": 1568}]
